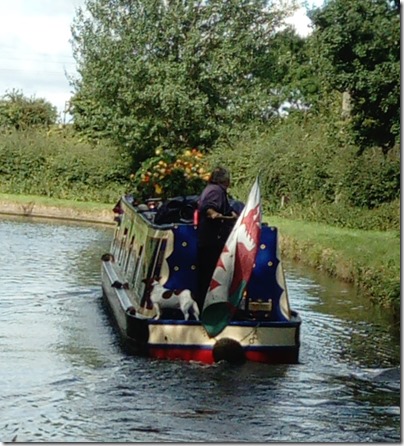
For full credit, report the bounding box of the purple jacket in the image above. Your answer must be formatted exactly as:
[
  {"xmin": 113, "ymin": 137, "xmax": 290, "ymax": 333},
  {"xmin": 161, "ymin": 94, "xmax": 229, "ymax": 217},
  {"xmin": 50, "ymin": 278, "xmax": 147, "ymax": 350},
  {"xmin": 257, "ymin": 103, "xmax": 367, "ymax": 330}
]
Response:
[{"xmin": 197, "ymin": 183, "xmax": 233, "ymax": 248}]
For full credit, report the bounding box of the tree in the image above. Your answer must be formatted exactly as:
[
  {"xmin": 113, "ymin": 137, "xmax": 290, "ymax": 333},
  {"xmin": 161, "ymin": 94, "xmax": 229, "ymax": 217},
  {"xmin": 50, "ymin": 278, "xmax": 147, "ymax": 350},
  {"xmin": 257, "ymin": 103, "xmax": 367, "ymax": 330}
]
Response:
[
  {"xmin": 308, "ymin": 0, "xmax": 400, "ymax": 152},
  {"xmin": 69, "ymin": 0, "xmax": 298, "ymax": 166},
  {"xmin": 268, "ymin": 28, "xmax": 321, "ymax": 113},
  {"xmin": 0, "ymin": 90, "xmax": 58, "ymax": 130}
]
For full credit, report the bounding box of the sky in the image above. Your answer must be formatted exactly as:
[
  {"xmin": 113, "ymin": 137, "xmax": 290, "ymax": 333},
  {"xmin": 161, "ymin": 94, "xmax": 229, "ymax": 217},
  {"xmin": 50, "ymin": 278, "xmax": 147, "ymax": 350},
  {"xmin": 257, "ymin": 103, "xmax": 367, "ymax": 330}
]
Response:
[{"xmin": 0, "ymin": 0, "xmax": 322, "ymax": 123}]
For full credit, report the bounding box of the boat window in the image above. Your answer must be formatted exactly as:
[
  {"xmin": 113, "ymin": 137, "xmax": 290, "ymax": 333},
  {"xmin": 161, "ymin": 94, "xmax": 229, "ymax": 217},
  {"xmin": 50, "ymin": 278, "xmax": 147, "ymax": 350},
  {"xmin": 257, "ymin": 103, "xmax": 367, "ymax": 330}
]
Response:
[
  {"xmin": 132, "ymin": 244, "xmax": 144, "ymax": 294},
  {"xmin": 117, "ymin": 227, "xmax": 128, "ymax": 265},
  {"xmin": 124, "ymin": 235, "xmax": 135, "ymax": 274}
]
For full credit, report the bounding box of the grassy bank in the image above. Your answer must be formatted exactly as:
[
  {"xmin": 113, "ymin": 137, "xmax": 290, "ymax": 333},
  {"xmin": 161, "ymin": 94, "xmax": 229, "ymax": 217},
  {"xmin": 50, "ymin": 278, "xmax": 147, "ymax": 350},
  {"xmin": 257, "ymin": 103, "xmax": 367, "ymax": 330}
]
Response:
[
  {"xmin": 266, "ymin": 216, "xmax": 400, "ymax": 319},
  {"xmin": 0, "ymin": 193, "xmax": 399, "ymax": 319}
]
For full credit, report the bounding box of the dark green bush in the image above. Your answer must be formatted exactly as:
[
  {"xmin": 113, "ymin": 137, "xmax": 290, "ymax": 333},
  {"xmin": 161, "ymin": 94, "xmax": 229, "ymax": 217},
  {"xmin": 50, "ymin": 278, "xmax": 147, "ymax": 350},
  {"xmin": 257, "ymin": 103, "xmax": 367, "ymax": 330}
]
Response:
[
  {"xmin": 276, "ymin": 199, "xmax": 400, "ymax": 231},
  {"xmin": 0, "ymin": 90, "xmax": 57, "ymax": 130},
  {"xmin": 209, "ymin": 114, "xmax": 343, "ymax": 203},
  {"xmin": 0, "ymin": 129, "xmax": 131, "ymax": 203},
  {"xmin": 206, "ymin": 113, "xmax": 399, "ymax": 231},
  {"xmin": 342, "ymin": 147, "xmax": 400, "ymax": 208}
]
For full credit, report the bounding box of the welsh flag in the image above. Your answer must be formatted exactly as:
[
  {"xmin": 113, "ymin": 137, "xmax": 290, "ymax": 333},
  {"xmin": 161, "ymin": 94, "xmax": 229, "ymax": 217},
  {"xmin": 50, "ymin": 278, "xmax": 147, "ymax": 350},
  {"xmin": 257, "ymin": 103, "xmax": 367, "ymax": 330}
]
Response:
[{"xmin": 201, "ymin": 178, "xmax": 262, "ymax": 337}]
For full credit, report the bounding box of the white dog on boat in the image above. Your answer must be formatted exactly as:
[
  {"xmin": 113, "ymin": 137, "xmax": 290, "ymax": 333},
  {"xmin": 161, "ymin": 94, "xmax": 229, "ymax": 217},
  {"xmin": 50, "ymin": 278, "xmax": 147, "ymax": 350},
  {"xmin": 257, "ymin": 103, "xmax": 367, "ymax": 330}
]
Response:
[{"xmin": 142, "ymin": 278, "xmax": 200, "ymax": 321}]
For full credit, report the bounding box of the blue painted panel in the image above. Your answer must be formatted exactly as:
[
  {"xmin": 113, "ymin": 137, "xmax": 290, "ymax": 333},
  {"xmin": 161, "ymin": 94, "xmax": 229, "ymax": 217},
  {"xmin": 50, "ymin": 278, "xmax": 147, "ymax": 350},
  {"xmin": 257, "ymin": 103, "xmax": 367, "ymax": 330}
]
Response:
[
  {"xmin": 246, "ymin": 226, "xmax": 288, "ymax": 321},
  {"xmin": 164, "ymin": 225, "xmax": 199, "ymax": 294}
]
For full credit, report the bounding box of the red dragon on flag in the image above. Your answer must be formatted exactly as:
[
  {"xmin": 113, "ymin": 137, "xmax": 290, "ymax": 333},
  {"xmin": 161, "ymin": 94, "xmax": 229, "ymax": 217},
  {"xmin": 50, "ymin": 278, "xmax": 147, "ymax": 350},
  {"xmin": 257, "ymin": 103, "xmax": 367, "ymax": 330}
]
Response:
[{"xmin": 201, "ymin": 178, "xmax": 262, "ymax": 337}]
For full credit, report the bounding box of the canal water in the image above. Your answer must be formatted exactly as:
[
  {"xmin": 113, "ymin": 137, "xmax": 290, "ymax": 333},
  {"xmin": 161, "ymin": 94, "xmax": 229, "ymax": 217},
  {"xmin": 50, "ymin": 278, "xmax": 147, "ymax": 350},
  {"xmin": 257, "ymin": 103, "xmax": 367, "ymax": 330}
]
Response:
[{"xmin": 0, "ymin": 216, "xmax": 400, "ymax": 443}]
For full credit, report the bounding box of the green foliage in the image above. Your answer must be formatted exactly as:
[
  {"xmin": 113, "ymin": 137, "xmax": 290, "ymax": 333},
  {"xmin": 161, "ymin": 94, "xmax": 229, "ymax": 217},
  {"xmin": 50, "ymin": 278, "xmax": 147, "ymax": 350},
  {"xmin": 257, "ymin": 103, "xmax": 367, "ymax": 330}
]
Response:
[
  {"xmin": 276, "ymin": 199, "xmax": 400, "ymax": 232},
  {"xmin": 343, "ymin": 147, "xmax": 400, "ymax": 208},
  {"xmin": 0, "ymin": 130, "xmax": 130, "ymax": 202},
  {"xmin": 205, "ymin": 111, "xmax": 400, "ymax": 231},
  {"xmin": 69, "ymin": 0, "xmax": 298, "ymax": 166},
  {"xmin": 269, "ymin": 29, "xmax": 321, "ymax": 112},
  {"xmin": 0, "ymin": 90, "xmax": 58, "ymax": 130},
  {"xmin": 207, "ymin": 113, "xmax": 340, "ymax": 204},
  {"xmin": 308, "ymin": 0, "xmax": 400, "ymax": 151}
]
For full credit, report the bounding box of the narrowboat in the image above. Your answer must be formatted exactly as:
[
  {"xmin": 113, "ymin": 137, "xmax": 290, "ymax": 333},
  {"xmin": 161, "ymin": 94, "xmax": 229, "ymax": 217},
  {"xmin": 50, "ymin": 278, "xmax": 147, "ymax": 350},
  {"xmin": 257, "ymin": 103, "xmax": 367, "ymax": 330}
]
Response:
[{"xmin": 101, "ymin": 187, "xmax": 301, "ymax": 364}]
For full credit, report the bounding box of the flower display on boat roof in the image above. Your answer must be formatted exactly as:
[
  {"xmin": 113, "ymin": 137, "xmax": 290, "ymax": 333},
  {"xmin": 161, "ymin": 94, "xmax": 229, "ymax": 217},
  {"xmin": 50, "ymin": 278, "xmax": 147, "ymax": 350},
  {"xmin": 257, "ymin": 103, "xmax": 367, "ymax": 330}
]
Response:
[{"xmin": 130, "ymin": 148, "xmax": 210, "ymax": 199}]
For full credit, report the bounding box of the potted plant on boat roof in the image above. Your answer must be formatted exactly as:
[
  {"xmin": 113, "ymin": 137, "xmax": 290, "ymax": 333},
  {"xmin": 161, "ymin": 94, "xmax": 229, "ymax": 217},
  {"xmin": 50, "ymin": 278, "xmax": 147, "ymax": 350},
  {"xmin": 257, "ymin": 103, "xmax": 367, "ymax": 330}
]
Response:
[{"xmin": 130, "ymin": 148, "xmax": 210, "ymax": 200}]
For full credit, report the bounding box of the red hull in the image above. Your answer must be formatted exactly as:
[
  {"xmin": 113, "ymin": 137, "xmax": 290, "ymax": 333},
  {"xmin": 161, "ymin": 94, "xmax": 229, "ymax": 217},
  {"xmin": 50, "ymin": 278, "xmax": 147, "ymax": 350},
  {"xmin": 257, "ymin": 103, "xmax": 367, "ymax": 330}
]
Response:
[
  {"xmin": 148, "ymin": 346, "xmax": 299, "ymax": 364},
  {"xmin": 150, "ymin": 347, "xmax": 215, "ymax": 363}
]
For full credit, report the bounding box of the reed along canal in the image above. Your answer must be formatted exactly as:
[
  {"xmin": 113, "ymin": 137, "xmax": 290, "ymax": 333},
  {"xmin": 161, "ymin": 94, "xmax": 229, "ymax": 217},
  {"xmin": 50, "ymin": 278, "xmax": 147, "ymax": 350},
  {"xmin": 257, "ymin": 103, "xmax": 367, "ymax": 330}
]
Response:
[{"xmin": 0, "ymin": 216, "xmax": 400, "ymax": 443}]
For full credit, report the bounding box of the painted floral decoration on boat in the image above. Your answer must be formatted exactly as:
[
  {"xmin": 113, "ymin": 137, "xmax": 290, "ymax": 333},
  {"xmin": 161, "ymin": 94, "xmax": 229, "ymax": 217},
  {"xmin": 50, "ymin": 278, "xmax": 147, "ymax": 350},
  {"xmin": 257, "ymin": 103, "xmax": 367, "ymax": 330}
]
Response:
[{"xmin": 130, "ymin": 148, "xmax": 210, "ymax": 199}]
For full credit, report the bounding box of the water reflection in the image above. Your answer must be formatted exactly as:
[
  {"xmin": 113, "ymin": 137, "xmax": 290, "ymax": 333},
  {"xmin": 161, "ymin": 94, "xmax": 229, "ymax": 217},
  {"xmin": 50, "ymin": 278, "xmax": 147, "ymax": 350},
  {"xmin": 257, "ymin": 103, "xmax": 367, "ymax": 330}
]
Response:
[{"xmin": 0, "ymin": 216, "xmax": 400, "ymax": 443}]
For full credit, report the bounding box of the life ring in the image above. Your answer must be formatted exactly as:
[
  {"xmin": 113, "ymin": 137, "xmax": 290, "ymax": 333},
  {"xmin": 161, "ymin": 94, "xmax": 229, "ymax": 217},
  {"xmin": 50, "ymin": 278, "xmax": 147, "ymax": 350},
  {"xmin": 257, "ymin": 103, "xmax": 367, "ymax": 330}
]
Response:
[{"xmin": 212, "ymin": 338, "xmax": 246, "ymax": 364}]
